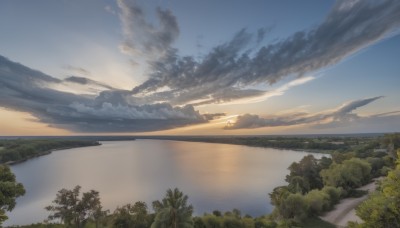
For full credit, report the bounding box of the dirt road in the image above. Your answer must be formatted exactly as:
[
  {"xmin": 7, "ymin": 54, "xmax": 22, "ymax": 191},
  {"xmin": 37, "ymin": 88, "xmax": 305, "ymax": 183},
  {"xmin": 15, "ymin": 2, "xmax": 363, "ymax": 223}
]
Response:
[{"xmin": 320, "ymin": 179, "xmax": 381, "ymax": 227}]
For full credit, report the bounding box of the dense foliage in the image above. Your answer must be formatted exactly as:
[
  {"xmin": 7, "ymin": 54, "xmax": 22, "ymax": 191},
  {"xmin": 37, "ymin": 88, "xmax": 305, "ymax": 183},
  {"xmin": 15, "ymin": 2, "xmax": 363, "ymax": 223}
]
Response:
[
  {"xmin": 0, "ymin": 139, "xmax": 100, "ymax": 164},
  {"xmin": 151, "ymin": 188, "xmax": 193, "ymax": 228},
  {"xmin": 349, "ymin": 149, "xmax": 400, "ymax": 228},
  {"xmin": 45, "ymin": 186, "xmax": 108, "ymax": 228},
  {"xmin": 0, "ymin": 165, "xmax": 25, "ymax": 225}
]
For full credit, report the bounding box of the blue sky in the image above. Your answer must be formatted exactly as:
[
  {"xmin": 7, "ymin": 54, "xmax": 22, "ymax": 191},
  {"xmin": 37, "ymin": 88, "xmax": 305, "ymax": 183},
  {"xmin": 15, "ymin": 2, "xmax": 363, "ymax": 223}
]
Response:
[{"xmin": 0, "ymin": 0, "xmax": 399, "ymax": 135}]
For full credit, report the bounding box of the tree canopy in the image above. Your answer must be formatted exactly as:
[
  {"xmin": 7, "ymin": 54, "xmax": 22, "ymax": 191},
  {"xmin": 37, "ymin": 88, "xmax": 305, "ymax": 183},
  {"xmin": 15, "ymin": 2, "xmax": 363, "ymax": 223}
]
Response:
[
  {"xmin": 0, "ymin": 165, "xmax": 25, "ymax": 225},
  {"xmin": 151, "ymin": 188, "xmax": 194, "ymax": 228},
  {"xmin": 45, "ymin": 185, "xmax": 108, "ymax": 228}
]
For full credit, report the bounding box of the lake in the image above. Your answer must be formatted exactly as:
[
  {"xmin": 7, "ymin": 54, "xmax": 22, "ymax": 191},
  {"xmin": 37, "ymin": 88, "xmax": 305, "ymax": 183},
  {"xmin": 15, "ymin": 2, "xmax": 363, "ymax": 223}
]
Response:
[{"xmin": 5, "ymin": 140, "xmax": 326, "ymax": 226}]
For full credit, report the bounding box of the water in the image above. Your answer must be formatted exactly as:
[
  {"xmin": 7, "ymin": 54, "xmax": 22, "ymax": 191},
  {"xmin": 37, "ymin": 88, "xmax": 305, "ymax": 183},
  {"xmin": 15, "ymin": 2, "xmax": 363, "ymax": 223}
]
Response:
[{"xmin": 5, "ymin": 140, "xmax": 326, "ymax": 226}]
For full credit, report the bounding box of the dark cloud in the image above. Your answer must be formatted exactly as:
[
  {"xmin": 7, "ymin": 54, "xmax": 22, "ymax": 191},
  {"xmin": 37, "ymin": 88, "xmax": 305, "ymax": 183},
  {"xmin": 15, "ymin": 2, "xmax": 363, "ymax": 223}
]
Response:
[
  {"xmin": 225, "ymin": 96, "xmax": 386, "ymax": 129},
  {"xmin": 2, "ymin": 0, "xmax": 400, "ymax": 133},
  {"xmin": 203, "ymin": 113, "xmax": 226, "ymax": 121},
  {"xmin": 127, "ymin": 0, "xmax": 400, "ymax": 105},
  {"xmin": 64, "ymin": 76, "xmax": 115, "ymax": 90},
  {"xmin": 117, "ymin": 0, "xmax": 179, "ymax": 59},
  {"xmin": 0, "ymin": 55, "xmax": 208, "ymax": 132}
]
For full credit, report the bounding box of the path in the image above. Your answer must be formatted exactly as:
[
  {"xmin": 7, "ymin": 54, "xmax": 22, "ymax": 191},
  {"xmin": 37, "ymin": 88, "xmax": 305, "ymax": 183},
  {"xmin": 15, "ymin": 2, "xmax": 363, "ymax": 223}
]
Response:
[{"xmin": 320, "ymin": 179, "xmax": 381, "ymax": 227}]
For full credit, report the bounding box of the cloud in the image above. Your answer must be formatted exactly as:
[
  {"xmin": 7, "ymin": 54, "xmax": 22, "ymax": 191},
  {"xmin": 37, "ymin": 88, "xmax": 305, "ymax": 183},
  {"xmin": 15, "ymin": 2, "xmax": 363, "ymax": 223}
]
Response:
[
  {"xmin": 63, "ymin": 76, "xmax": 115, "ymax": 90},
  {"xmin": 225, "ymin": 96, "xmax": 387, "ymax": 129},
  {"xmin": 117, "ymin": 0, "xmax": 179, "ymax": 59},
  {"xmin": 126, "ymin": 0, "xmax": 400, "ymax": 106},
  {"xmin": 63, "ymin": 65, "xmax": 91, "ymax": 76},
  {"xmin": 2, "ymin": 1, "xmax": 400, "ymax": 134},
  {"xmin": 0, "ymin": 55, "xmax": 208, "ymax": 132}
]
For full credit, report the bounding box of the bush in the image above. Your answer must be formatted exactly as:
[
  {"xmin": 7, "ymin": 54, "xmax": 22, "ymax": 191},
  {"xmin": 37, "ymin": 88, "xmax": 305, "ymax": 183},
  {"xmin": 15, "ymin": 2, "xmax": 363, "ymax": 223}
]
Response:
[{"xmin": 304, "ymin": 190, "xmax": 330, "ymax": 215}]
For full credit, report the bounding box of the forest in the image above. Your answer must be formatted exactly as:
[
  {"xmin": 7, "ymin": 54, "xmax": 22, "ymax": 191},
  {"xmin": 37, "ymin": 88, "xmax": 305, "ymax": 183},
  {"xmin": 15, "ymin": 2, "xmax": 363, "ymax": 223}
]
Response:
[
  {"xmin": 0, "ymin": 139, "xmax": 100, "ymax": 164},
  {"xmin": 135, "ymin": 135, "xmax": 381, "ymax": 153}
]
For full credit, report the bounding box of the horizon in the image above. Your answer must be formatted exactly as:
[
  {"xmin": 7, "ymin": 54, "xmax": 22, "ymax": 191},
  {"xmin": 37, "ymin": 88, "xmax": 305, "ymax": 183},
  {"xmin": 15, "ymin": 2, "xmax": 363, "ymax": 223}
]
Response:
[{"xmin": 1, "ymin": 0, "xmax": 400, "ymax": 135}]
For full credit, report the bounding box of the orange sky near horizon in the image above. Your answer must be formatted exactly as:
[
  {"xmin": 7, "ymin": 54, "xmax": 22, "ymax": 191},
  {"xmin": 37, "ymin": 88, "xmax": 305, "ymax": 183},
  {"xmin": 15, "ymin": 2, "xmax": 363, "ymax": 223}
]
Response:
[{"xmin": 0, "ymin": 108, "xmax": 71, "ymax": 136}]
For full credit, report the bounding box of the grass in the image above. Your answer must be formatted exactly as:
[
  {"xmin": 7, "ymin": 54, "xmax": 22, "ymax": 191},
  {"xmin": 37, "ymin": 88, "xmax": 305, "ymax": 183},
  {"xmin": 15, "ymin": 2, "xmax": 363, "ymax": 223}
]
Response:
[{"xmin": 302, "ymin": 217, "xmax": 336, "ymax": 228}]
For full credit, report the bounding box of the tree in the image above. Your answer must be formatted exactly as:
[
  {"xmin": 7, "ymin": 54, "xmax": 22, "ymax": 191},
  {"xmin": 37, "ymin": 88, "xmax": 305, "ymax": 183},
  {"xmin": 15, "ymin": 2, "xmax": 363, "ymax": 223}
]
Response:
[
  {"xmin": 222, "ymin": 216, "xmax": 242, "ymax": 228},
  {"xmin": 46, "ymin": 185, "xmax": 108, "ymax": 228},
  {"xmin": 351, "ymin": 151, "xmax": 400, "ymax": 227},
  {"xmin": 321, "ymin": 186, "xmax": 342, "ymax": 208},
  {"xmin": 202, "ymin": 214, "xmax": 221, "ymax": 228},
  {"xmin": 151, "ymin": 188, "xmax": 194, "ymax": 228},
  {"xmin": 212, "ymin": 210, "xmax": 222, "ymax": 217},
  {"xmin": 286, "ymin": 176, "xmax": 310, "ymax": 194},
  {"xmin": 304, "ymin": 189, "xmax": 330, "ymax": 215},
  {"xmin": 285, "ymin": 155, "xmax": 324, "ymax": 193},
  {"xmin": 232, "ymin": 209, "xmax": 242, "ymax": 219},
  {"xmin": 277, "ymin": 193, "xmax": 308, "ymax": 222},
  {"xmin": 113, "ymin": 204, "xmax": 135, "ymax": 228},
  {"xmin": 0, "ymin": 165, "xmax": 25, "ymax": 225},
  {"xmin": 320, "ymin": 158, "xmax": 371, "ymax": 191},
  {"xmin": 193, "ymin": 217, "xmax": 206, "ymax": 228},
  {"xmin": 269, "ymin": 186, "xmax": 290, "ymax": 207},
  {"xmin": 113, "ymin": 201, "xmax": 150, "ymax": 228}
]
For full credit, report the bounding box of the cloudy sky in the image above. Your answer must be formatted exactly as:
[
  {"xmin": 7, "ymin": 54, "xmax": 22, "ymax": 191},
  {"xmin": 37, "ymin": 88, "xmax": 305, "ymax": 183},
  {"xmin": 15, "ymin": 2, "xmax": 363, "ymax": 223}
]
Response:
[{"xmin": 0, "ymin": 0, "xmax": 399, "ymax": 135}]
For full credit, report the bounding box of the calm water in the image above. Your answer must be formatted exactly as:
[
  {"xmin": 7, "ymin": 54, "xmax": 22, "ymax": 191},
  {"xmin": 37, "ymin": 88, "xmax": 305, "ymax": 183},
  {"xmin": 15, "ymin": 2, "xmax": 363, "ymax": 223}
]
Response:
[{"xmin": 5, "ymin": 140, "xmax": 326, "ymax": 226}]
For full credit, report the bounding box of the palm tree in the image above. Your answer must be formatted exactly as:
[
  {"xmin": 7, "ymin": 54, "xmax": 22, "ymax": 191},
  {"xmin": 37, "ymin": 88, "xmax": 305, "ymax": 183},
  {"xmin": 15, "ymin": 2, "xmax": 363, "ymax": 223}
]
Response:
[{"xmin": 151, "ymin": 188, "xmax": 194, "ymax": 228}]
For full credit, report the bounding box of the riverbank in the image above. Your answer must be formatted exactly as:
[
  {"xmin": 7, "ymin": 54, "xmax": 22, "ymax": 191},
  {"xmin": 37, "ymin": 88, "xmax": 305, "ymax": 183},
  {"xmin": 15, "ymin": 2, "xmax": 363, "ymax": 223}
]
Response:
[
  {"xmin": 0, "ymin": 139, "xmax": 101, "ymax": 165},
  {"xmin": 5, "ymin": 144, "xmax": 101, "ymax": 166},
  {"xmin": 134, "ymin": 136, "xmax": 362, "ymax": 154}
]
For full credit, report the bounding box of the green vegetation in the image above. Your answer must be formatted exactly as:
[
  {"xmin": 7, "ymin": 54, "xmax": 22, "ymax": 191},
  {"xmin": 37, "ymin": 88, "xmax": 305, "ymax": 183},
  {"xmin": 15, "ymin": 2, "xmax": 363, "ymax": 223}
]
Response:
[
  {"xmin": 3, "ymin": 134, "xmax": 400, "ymax": 227},
  {"xmin": 137, "ymin": 135, "xmax": 381, "ymax": 153},
  {"xmin": 349, "ymin": 148, "xmax": 400, "ymax": 228},
  {"xmin": 0, "ymin": 165, "xmax": 25, "ymax": 225},
  {"xmin": 302, "ymin": 217, "xmax": 336, "ymax": 228},
  {"xmin": 264, "ymin": 134, "xmax": 399, "ymax": 227},
  {"xmin": 0, "ymin": 139, "xmax": 100, "ymax": 164},
  {"xmin": 151, "ymin": 188, "xmax": 193, "ymax": 228},
  {"xmin": 45, "ymin": 186, "xmax": 109, "ymax": 228}
]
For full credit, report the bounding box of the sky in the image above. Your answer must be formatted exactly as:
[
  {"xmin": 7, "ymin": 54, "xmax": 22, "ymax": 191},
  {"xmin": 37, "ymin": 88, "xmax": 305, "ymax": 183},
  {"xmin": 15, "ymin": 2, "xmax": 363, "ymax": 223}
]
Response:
[{"xmin": 0, "ymin": 0, "xmax": 400, "ymax": 136}]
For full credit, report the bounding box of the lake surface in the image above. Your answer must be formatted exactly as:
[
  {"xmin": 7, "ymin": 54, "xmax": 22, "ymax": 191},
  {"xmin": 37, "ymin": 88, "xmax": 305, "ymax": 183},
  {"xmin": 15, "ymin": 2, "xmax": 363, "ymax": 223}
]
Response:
[{"xmin": 5, "ymin": 140, "xmax": 326, "ymax": 226}]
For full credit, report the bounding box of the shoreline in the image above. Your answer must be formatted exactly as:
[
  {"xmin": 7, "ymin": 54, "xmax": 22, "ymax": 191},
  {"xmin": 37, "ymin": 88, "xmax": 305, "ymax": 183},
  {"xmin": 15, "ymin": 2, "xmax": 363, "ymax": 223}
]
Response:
[
  {"xmin": 137, "ymin": 138, "xmax": 333, "ymax": 155},
  {"xmin": 4, "ymin": 143, "xmax": 101, "ymax": 166}
]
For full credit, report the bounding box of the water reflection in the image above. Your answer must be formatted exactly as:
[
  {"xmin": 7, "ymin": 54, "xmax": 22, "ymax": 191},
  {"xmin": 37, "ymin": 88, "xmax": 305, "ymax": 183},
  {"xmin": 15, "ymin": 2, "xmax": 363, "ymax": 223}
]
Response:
[{"xmin": 6, "ymin": 140, "xmax": 325, "ymax": 226}]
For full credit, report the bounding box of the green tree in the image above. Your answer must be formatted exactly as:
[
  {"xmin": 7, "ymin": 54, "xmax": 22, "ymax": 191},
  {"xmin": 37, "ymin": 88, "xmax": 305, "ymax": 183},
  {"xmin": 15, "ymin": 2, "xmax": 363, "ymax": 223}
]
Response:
[
  {"xmin": 193, "ymin": 217, "xmax": 206, "ymax": 228},
  {"xmin": 222, "ymin": 216, "xmax": 242, "ymax": 228},
  {"xmin": 113, "ymin": 204, "xmax": 135, "ymax": 228},
  {"xmin": 269, "ymin": 186, "xmax": 290, "ymax": 207},
  {"xmin": 277, "ymin": 193, "xmax": 308, "ymax": 222},
  {"xmin": 0, "ymin": 165, "xmax": 25, "ymax": 225},
  {"xmin": 286, "ymin": 176, "xmax": 309, "ymax": 194},
  {"xmin": 320, "ymin": 158, "xmax": 371, "ymax": 191},
  {"xmin": 366, "ymin": 157, "xmax": 385, "ymax": 177},
  {"xmin": 202, "ymin": 215, "xmax": 221, "ymax": 228},
  {"xmin": 321, "ymin": 186, "xmax": 342, "ymax": 208},
  {"xmin": 212, "ymin": 210, "xmax": 222, "ymax": 217},
  {"xmin": 304, "ymin": 189, "xmax": 330, "ymax": 215},
  {"xmin": 45, "ymin": 185, "xmax": 108, "ymax": 228},
  {"xmin": 113, "ymin": 201, "xmax": 150, "ymax": 228},
  {"xmin": 353, "ymin": 150, "xmax": 400, "ymax": 227},
  {"xmin": 151, "ymin": 188, "xmax": 194, "ymax": 228},
  {"xmin": 232, "ymin": 209, "xmax": 242, "ymax": 219},
  {"xmin": 285, "ymin": 155, "xmax": 324, "ymax": 193}
]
